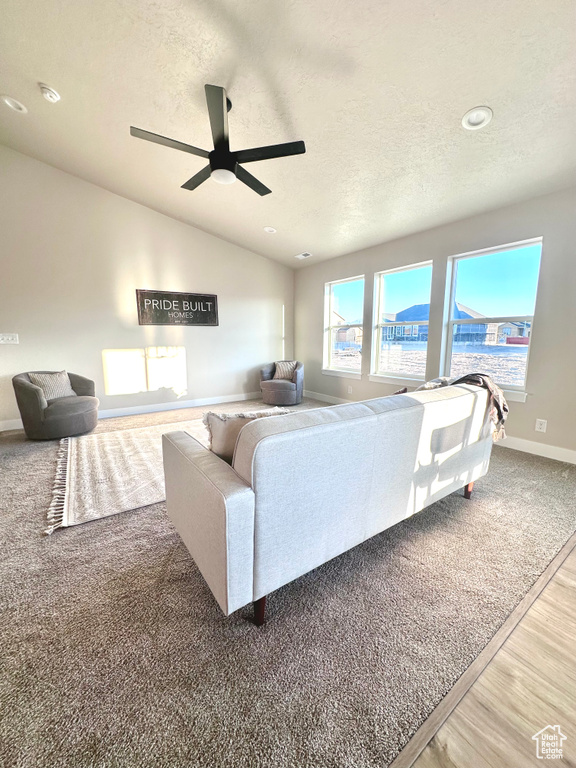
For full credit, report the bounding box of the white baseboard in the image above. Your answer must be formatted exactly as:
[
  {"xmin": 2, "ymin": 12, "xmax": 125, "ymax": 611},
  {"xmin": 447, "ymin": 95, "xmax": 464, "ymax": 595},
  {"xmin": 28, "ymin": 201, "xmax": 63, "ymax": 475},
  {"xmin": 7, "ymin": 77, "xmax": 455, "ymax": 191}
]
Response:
[
  {"xmin": 98, "ymin": 392, "xmax": 262, "ymax": 419},
  {"xmin": 4, "ymin": 393, "xmax": 574, "ymax": 466},
  {"xmin": 499, "ymin": 435, "xmax": 576, "ymax": 465},
  {"xmin": 0, "ymin": 392, "xmax": 262, "ymax": 432},
  {"xmin": 0, "ymin": 417, "xmax": 23, "ymax": 432},
  {"xmin": 304, "ymin": 389, "xmax": 351, "ymax": 405}
]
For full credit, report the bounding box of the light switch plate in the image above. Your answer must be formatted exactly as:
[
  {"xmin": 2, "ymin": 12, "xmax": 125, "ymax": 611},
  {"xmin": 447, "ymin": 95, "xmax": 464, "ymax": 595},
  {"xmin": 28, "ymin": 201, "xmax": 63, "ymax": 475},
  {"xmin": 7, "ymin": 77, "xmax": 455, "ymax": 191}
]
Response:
[{"xmin": 0, "ymin": 333, "xmax": 19, "ymax": 344}]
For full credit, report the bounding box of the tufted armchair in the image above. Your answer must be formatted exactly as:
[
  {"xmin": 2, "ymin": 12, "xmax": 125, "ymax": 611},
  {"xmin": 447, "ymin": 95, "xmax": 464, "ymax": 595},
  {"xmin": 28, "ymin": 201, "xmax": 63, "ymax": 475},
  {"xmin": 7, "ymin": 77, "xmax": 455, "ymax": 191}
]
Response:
[
  {"xmin": 12, "ymin": 371, "xmax": 99, "ymax": 440},
  {"xmin": 260, "ymin": 361, "xmax": 304, "ymax": 406}
]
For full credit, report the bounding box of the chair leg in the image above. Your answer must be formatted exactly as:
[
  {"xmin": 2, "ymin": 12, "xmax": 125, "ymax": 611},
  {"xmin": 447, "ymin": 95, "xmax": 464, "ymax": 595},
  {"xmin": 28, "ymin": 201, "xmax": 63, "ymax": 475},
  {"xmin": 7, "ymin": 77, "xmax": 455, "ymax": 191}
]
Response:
[
  {"xmin": 253, "ymin": 596, "xmax": 266, "ymax": 626},
  {"xmin": 464, "ymin": 482, "xmax": 474, "ymax": 500}
]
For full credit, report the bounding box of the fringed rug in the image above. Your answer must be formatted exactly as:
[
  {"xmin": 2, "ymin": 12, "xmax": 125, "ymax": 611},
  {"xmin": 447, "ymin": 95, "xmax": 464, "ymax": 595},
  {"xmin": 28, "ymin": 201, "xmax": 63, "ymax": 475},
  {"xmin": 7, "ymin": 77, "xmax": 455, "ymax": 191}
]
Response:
[{"xmin": 46, "ymin": 420, "xmax": 208, "ymax": 534}]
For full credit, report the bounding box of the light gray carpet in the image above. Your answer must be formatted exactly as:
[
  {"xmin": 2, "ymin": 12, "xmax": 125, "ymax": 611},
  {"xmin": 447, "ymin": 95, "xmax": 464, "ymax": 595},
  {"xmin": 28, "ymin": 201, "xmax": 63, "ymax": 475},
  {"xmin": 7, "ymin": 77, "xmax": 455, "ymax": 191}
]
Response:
[{"xmin": 1, "ymin": 398, "xmax": 575, "ymax": 768}]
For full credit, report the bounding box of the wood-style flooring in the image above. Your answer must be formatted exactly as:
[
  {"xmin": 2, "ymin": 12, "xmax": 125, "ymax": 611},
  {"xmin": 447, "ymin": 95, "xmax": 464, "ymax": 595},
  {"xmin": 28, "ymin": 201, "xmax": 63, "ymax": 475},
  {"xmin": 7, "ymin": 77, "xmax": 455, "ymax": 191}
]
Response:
[{"xmin": 391, "ymin": 535, "xmax": 576, "ymax": 768}]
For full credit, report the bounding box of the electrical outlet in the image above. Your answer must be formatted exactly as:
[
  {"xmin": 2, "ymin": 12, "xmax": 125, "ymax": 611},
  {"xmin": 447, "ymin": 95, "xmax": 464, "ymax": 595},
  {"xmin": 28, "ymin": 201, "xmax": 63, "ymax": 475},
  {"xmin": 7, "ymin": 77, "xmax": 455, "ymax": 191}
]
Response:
[
  {"xmin": 535, "ymin": 419, "xmax": 547, "ymax": 433},
  {"xmin": 347, "ymin": 386, "xmax": 353, "ymax": 394},
  {"xmin": 0, "ymin": 333, "xmax": 19, "ymax": 344}
]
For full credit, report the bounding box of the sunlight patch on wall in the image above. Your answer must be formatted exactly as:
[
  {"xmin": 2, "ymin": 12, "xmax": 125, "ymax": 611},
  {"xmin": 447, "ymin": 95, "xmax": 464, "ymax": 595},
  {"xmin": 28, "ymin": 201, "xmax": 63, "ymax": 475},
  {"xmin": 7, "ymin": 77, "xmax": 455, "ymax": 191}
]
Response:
[{"xmin": 102, "ymin": 347, "xmax": 187, "ymax": 397}]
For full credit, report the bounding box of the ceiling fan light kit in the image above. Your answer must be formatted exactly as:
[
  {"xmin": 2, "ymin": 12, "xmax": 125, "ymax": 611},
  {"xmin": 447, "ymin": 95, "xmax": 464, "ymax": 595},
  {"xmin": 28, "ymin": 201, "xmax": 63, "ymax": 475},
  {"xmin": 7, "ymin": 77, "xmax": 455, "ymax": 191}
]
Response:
[{"xmin": 131, "ymin": 84, "xmax": 306, "ymax": 196}]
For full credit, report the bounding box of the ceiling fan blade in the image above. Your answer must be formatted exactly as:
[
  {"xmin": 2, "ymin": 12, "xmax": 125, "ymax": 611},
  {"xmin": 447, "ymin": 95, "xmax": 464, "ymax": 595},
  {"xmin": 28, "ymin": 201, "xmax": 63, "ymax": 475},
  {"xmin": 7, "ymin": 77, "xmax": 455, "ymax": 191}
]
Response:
[
  {"xmin": 235, "ymin": 140, "xmax": 306, "ymax": 164},
  {"xmin": 130, "ymin": 127, "xmax": 209, "ymax": 158},
  {"xmin": 181, "ymin": 165, "xmax": 212, "ymax": 191},
  {"xmin": 205, "ymin": 84, "xmax": 229, "ymax": 151},
  {"xmin": 235, "ymin": 164, "xmax": 272, "ymax": 196}
]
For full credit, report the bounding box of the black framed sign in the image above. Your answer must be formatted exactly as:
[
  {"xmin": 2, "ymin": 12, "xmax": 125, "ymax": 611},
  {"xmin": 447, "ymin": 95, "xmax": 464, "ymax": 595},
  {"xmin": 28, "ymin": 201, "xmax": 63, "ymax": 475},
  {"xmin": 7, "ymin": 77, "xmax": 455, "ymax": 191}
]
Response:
[{"xmin": 136, "ymin": 289, "xmax": 219, "ymax": 326}]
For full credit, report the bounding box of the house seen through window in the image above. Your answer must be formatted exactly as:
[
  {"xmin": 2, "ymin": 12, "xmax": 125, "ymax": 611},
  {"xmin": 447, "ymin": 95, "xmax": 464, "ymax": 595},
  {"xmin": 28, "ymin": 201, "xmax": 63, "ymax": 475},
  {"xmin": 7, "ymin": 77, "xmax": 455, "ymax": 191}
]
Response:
[
  {"xmin": 372, "ymin": 262, "xmax": 433, "ymax": 379},
  {"xmin": 446, "ymin": 240, "xmax": 542, "ymax": 388},
  {"xmin": 323, "ymin": 276, "xmax": 365, "ymax": 372}
]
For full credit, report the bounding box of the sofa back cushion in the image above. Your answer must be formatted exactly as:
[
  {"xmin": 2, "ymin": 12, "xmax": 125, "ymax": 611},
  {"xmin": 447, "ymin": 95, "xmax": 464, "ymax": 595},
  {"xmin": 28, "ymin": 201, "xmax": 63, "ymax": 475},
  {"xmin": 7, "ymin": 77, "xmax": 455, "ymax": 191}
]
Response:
[{"xmin": 233, "ymin": 385, "xmax": 493, "ymax": 600}]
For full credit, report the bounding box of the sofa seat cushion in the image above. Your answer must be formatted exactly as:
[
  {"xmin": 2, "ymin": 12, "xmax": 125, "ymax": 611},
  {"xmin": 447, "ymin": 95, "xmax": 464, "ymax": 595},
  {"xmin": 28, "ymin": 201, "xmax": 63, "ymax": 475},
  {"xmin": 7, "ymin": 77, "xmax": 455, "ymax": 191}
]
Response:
[
  {"xmin": 44, "ymin": 395, "xmax": 99, "ymax": 420},
  {"xmin": 260, "ymin": 378, "xmax": 296, "ymax": 392}
]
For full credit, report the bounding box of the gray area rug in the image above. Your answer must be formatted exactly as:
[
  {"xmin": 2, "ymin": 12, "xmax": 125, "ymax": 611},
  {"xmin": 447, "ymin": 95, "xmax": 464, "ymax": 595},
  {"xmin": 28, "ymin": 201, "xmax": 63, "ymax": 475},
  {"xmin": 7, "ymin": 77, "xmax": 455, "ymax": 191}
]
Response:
[
  {"xmin": 46, "ymin": 420, "xmax": 208, "ymax": 533},
  {"xmin": 1, "ymin": 398, "xmax": 575, "ymax": 768}
]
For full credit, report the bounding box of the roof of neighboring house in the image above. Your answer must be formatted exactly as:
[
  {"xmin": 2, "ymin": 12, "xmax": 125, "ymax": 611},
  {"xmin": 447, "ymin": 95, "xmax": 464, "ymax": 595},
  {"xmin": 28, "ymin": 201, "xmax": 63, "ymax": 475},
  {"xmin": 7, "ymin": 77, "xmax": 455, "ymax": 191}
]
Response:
[
  {"xmin": 395, "ymin": 303, "xmax": 430, "ymax": 322},
  {"xmin": 454, "ymin": 302, "xmax": 485, "ymax": 319},
  {"xmin": 387, "ymin": 301, "xmax": 485, "ymax": 323},
  {"xmin": 331, "ymin": 309, "xmax": 363, "ymax": 326}
]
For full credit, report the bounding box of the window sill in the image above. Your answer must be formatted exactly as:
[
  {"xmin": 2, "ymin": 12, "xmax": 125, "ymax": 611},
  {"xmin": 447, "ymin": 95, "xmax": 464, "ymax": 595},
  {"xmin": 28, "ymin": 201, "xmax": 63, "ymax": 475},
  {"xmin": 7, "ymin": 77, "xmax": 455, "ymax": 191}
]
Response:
[
  {"xmin": 368, "ymin": 375, "xmax": 526, "ymax": 402},
  {"xmin": 322, "ymin": 369, "xmax": 362, "ymax": 380},
  {"xmin": 502, "ymin": 389, "xmax": 527, "ymax": 403},
  {"xmin": 368, "ymin": 374, "xmax": 424, "ymax": 387}
]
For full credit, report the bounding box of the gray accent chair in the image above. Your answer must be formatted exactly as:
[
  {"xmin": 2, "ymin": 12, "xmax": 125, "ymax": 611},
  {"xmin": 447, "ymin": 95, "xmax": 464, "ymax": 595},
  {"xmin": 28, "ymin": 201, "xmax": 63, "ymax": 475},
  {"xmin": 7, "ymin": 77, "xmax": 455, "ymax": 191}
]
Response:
[
  {"xmin": 12, "ymin": 372, "xmax": 99, "ymax": 440},
  {"xmin": 260, "ymin": 361, "xmax": 304, "ymax": 406}
]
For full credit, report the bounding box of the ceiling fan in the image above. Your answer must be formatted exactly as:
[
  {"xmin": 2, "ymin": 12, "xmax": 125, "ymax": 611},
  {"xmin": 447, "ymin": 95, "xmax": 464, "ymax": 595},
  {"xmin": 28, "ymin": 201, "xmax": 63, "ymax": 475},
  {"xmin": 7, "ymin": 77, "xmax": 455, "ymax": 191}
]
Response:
[{"xmin": 130, "ymin": 84, "xmax": 306, "ymax": 196}]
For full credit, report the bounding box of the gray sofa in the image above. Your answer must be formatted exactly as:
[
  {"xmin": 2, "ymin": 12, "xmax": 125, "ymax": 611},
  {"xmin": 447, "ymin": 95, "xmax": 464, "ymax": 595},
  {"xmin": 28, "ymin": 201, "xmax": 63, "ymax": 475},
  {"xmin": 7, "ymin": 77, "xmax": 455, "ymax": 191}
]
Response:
[
  {"xmin": 162, "ymin": 384, "xmax": 494, "ymax": 625},
  {"xmin": 12, "ymin": 371, "xmax": 99, "ymax": 440},
  {"xmin": 260, "ymin": 361, "xmax": 304, "ymax": 405}
]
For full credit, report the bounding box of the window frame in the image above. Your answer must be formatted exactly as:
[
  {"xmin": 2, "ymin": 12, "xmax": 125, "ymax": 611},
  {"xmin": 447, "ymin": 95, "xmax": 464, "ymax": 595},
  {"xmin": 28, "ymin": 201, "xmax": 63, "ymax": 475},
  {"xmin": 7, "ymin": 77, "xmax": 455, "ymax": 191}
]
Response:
[
  {"xmin": 443, "ymin": 238, "xmax": 542, "ymax": 392},
  {"xmin": 323, "ymin": 275, "xmax": 365, "ymax": 376},
  {"xmin": 371, "ymin": 260, "xmax": 433, "ymax": 381}
]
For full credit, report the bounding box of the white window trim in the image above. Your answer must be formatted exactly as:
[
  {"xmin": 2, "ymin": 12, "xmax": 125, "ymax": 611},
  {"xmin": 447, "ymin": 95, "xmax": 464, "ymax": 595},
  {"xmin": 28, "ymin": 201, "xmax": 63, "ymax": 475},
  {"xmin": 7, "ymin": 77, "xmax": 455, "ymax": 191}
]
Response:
[
  {"xmin": 322, "ymin": 369, "xmax": 362, "ymax": 380},
  {"xmin": 368, "ymin": 373, "xmax": 424, "ymax": 386},
  {"xmin": 442, "ymin": 237, "xmax": 542, "ymax": 393},
  {"xmin": 323, "ymin": 275, "xmax": 365, "ymax": 376},
  {"xmin": 371, "ymin": 260, "xmax": 432, "ymax": 380}
]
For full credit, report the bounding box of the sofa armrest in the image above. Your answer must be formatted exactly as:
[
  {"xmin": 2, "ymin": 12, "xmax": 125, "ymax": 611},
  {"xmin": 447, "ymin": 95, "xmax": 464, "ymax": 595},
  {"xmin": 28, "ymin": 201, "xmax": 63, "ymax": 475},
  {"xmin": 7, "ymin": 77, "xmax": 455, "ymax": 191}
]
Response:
[
  {"xmin": 260, "ymin": 363, "xmax": 275, "ymax": 382},
  {"xmin": 12, "ymin": 377, "xmax": 48, "ymax": 422},
  {"xmin": 68, "ymin": 373, "xmax": 96, "ymax": 397},
  {"xmin": 162, "ymin": 431, "xmax": 255, "ymax": 615}
]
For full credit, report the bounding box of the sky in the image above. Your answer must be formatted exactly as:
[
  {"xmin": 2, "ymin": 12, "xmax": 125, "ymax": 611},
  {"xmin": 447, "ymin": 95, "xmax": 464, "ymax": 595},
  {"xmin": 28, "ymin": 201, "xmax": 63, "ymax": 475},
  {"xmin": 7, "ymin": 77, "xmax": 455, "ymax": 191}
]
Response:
[{"xmin": 332, "ymin": 244, "xmax": 542, "ymax": 321}]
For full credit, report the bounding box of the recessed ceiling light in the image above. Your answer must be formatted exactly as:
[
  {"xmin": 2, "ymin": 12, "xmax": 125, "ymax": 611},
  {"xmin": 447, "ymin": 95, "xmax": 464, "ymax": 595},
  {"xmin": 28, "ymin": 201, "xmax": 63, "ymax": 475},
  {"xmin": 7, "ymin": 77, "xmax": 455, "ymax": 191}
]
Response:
[
  {"xmin": 295, "ymin": 252, "xmax": 312, "ymax": 260},
  {"xmin": 461, "ymin": 106, "xmax": 493, "ymax": 131},
  {"xmin": 1, "ymin": 95, "xmax": 28, "ymax": 113},
  {"xmin": 39, "ymin": 83, "xmax": 61, "ymax": 103},
  {"xmin": 263, "ymin": 226, "xmax": 277, "ymax": 234}
]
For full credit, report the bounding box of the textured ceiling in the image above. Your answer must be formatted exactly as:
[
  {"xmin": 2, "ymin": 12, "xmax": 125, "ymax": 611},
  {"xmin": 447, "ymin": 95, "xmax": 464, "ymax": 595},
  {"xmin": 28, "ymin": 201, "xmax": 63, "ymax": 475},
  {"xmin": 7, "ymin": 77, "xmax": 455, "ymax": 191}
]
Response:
[{"xmin": 1, "ymin": 0, "xmax": 576, "ymax": 268}]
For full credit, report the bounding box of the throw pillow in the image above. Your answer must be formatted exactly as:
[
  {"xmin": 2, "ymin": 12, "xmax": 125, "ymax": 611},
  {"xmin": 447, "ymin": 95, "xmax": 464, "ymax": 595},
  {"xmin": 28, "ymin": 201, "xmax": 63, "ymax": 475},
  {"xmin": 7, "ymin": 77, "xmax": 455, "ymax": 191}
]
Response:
[
  {"xmin": 28, "ymin": 371, "xmax": 77, "ymax": 400},
  {"xmin": 202, "ymin": 408, "xmax": 291, "ymax": 464},
  {"xmin": 273, "ymin": 361, "xmax": 297, "ymax": 380}
]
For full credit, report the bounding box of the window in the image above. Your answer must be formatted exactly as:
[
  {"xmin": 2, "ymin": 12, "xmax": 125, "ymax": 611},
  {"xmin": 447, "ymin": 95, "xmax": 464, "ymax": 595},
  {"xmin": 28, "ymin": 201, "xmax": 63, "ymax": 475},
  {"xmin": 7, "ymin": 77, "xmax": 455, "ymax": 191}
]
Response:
[
  {"xmin": 323, "ymin": 276, "xmax": 365, "ymax": 373},
  {"xmin": 445, "ymin": 239, "xmax": 542, "ymax": 389},
  {"xmin": 372, "ymin": 262, "xmax": 433, "ymax": 379}
]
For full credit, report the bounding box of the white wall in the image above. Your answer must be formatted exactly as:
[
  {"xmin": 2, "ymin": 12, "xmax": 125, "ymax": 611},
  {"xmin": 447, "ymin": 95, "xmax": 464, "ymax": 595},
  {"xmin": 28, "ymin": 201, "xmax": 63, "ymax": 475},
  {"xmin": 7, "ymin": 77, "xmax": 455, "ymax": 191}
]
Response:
[
  {"xmin": 0, "ymin": 146, "xmax": 294, "ymax": 426},
  {"xmin": 295, "ymin": 187, "xmax": 576, "ymax": 456}
]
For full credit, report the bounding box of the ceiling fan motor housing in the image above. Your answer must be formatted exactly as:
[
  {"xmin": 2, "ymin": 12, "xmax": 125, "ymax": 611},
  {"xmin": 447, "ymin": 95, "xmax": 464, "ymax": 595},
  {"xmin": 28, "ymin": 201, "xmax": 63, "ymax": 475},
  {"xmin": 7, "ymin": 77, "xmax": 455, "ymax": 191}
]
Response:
[{"xmin": 209, "ymin": 149, "xmax": 237, "ymax": 174}]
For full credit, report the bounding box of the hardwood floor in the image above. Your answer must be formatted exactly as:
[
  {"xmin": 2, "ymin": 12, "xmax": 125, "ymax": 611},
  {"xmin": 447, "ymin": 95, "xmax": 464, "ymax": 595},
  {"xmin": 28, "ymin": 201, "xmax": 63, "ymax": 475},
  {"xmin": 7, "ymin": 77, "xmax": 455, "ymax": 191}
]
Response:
[{"xmin": 391, "ymin": 537, "xmax": 576, "ymax": 768}]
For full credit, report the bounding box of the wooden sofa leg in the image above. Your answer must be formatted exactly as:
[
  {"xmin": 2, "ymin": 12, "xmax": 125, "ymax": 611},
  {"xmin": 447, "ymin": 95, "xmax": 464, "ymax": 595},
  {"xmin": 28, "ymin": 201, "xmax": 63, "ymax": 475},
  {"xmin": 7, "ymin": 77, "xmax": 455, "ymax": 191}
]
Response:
[
  {"xmin": 464, "ymin": 482, "xmax": 474, "ymax": 500},
  {"xmin": 253, "ymin": 596, "xmax": 266, "ymax": 626}
]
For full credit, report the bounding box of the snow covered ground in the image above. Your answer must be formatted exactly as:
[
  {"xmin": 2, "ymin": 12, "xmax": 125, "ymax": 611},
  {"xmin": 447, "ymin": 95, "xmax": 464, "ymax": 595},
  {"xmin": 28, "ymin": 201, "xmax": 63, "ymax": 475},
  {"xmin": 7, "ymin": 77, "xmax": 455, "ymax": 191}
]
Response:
[{"xmin": 331, "ymin": 343, "xmax": 528, "ymax": 387}]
